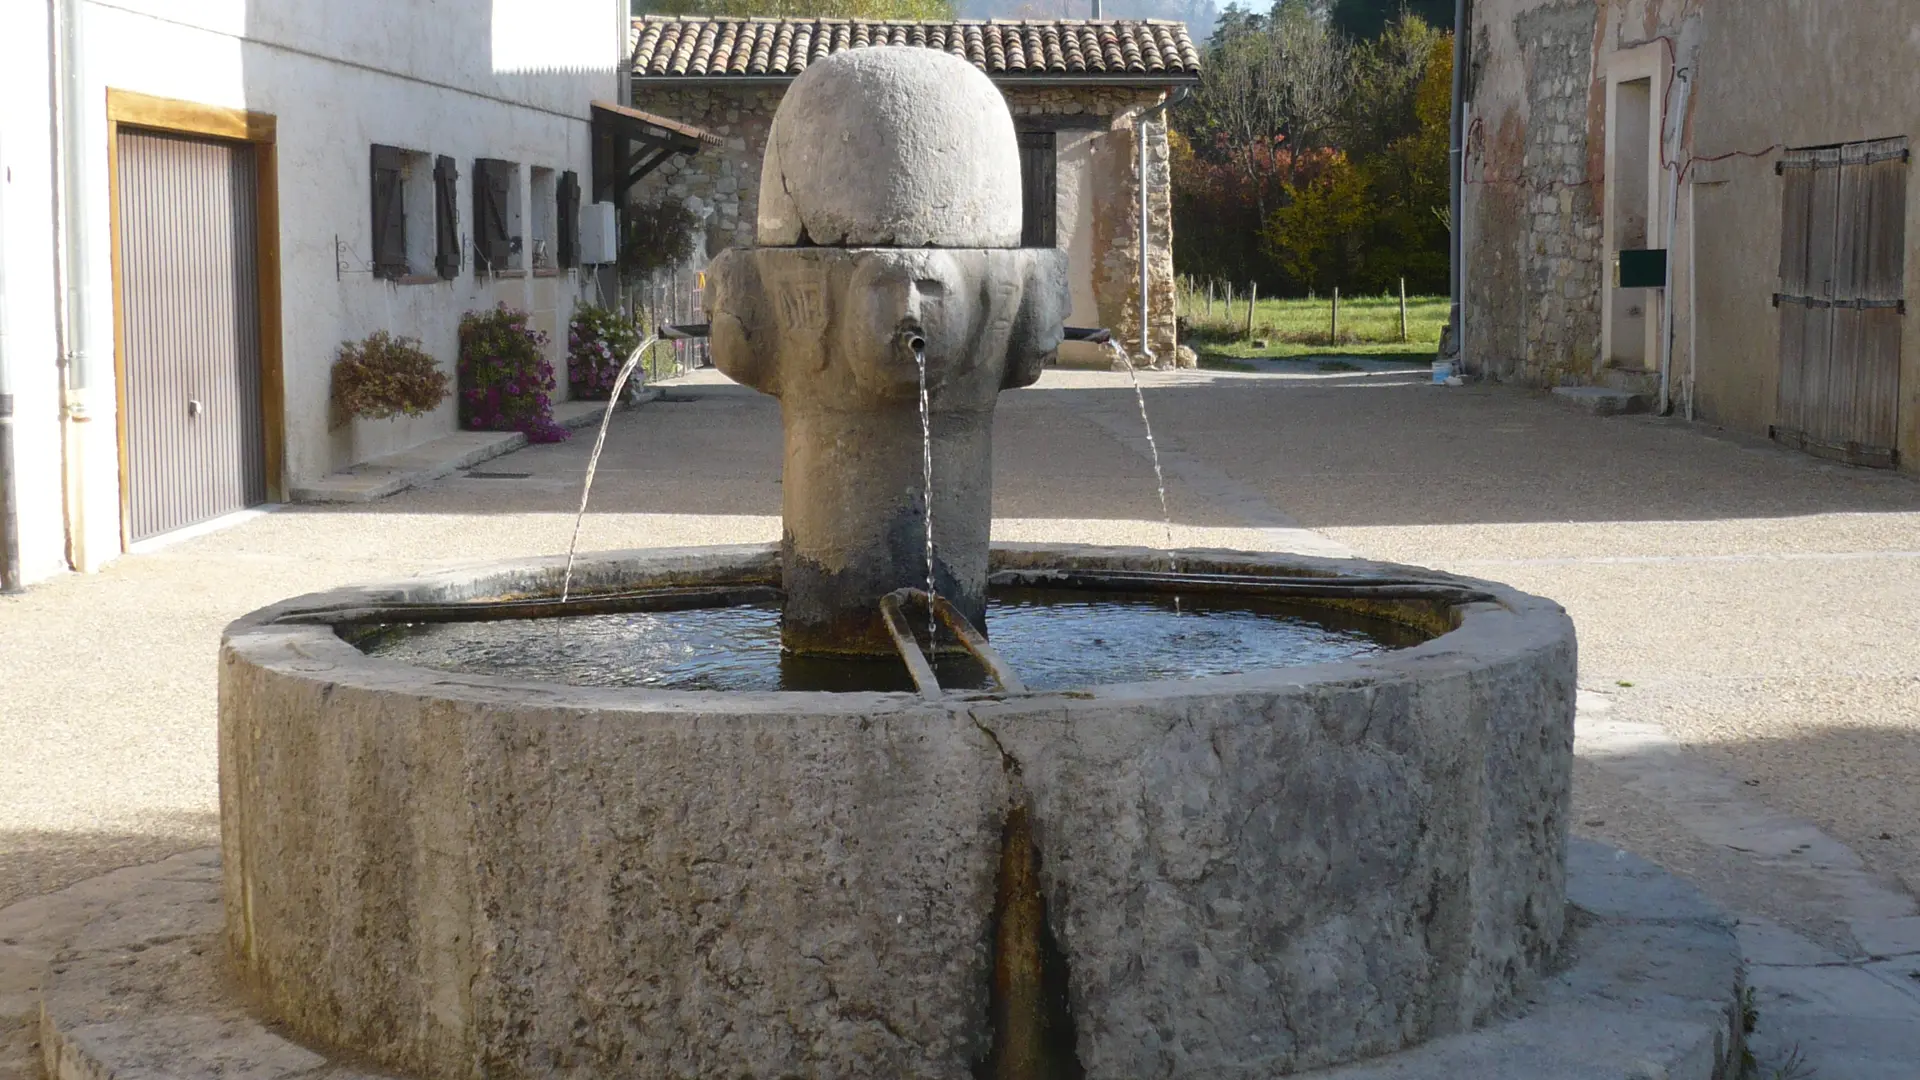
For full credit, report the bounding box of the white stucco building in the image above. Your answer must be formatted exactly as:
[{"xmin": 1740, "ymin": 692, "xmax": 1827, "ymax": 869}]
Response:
[{"xmin": 0, "ymin": 0, "xmax": 630, "ymax": 588}]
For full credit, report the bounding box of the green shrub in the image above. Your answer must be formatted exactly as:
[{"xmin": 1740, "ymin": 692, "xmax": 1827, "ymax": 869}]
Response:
[
  {"xmin": 331, "ymin": 331, "xmax": 450, "ymax": 421},
  {"xmin": 618, "ymin": 199, "xmax": 699, "ymax": 285}
]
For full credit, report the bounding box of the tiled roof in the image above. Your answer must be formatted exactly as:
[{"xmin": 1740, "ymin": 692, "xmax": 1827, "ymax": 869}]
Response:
[{"xmin": 630, "ymin": 16, "xmax": 1201, "ymax": 81}]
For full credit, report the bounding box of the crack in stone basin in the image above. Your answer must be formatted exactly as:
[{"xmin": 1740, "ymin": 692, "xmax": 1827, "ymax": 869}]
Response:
[{"xmin": 345, "ymin": 587, "xmax": 1432, "ymax": 694}]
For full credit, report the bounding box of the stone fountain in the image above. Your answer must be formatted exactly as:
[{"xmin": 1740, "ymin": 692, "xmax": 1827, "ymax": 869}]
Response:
[
  {"xmin": 21, "ymin": 42, "xmax": 1737, "ymax": 1080},
  {"xmin": 703, "ymin": 46, "xmax": 1067, "ymax": 655}
]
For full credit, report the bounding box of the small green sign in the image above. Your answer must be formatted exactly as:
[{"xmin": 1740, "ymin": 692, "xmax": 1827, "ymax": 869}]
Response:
[{"xmin": 1616, "ymin": 249, "xmax": 1669, "ymax": 289}]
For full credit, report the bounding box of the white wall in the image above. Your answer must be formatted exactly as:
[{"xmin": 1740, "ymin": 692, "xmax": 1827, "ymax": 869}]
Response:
[
  {"xmin": 0, "ymin": 3, "xmax": 70, "ymax": 584},
  {"xmin": 1057, "ymin": 129, "xmax": 1102, "ymax": 329},
  {"xmin": 0, "ymin": 0, "xmax": 623, "ymax": 584}
]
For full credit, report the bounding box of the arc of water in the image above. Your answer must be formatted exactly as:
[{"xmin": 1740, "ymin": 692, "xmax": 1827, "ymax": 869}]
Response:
[
  {"xmin": 561, "ymin": 333, "xmax": 660, "ymax": 602},
  {"xmin": 914, "ymin": 341, "xmax": 937, "ymax": 648},
  {"xmin": 1107, "ymin": 342, "xmax": 1178, "ymax": 572}
]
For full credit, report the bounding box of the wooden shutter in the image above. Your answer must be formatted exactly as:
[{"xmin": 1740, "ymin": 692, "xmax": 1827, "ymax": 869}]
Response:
[
  {"xmin": 1017, "ymin": 130, "xmax": 1057, "ymax": 248},
  {"xmin": 558, "ymin": 170, "xmax": 579, "ymax": 269},
  {"xmin": 370, "ymin": 144, "xmax": 407, "ymax": 279},
  {"xmin": 472, "ymin": 158, "xmax": 512, "ymax": 274},
  {"xmin": 433, "ymin": 155, "xmax": 460, "ymax": 279}
]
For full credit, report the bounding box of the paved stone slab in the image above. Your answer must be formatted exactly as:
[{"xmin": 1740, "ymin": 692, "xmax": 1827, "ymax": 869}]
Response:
[
  {"xmin": 1550, "ymin": 386, "xmax": 1650, "ymax": 415},
  {"xmin": 1736, "ymin": 917, "xmax": 1845, "ymax": 967},
  {"xmin": 8, "ymin": 839, "xmax": 1742, "ymax": 1080},
  {"xmin": 1853, "ymin": 914, "xmax": 1920, "ymax": 958},
  {"xmin": 1564, "ymin": 841, "xmax": 1727, "ymax": 924},
  {"xmin": 1744, "ymin": 1013, "xmax": 1920, "ymax": 1080},
  {"xmin": 47, "ymin": 1017, "xmax": 327, "ymax": 1080},
  {"xmin": 289, "ymin": 400, "xmax": 626, "ymax": 503}
]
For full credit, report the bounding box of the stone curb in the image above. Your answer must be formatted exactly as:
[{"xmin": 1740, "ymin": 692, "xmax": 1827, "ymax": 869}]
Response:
[
  {"xmin": 9, "ymin": 840, "xmax": 1742, "ymax": 1080},
  {"xmin": 288, "ymin": 394, "xmax": 652, "ymax": 504},
  {"xmin": 1306, "ymin": 841, "xmax": 1746, "ymax": 1079}
]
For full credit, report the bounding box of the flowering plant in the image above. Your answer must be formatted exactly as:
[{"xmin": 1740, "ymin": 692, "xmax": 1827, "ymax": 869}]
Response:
[
  {"xmin": 331, "ymin": 331, "xmax": 449, "ymax": 422},
  {"xmin": 567, "ymin": 303, "xmax": 643, "ymax": 401},
  {"xmin": 456, "ymin": 305, "xmax": 570, "ymax": 443}
]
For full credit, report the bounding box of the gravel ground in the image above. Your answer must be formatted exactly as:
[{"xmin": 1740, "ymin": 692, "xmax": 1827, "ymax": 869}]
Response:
[{"xmin": 4, "ymin": 363, "xmax": 1918, "ymax": 946}]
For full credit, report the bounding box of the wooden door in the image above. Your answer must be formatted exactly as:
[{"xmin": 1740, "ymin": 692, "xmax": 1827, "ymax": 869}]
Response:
[
  {"xmin": 1774, "ymin": 138, "xmax": 1907, "ymax": 468},
  {"xmin": 1017, "ymin": 130, "xmax": 1057, "ymax": 249}
]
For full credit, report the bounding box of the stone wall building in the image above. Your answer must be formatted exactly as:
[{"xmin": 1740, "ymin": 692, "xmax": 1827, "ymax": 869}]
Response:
[
  {"xmin": 1465, "ymin": 0, "xmax": 1920, "ymax": 475},
  {"xmin": 627, "ymin": 16, "xmax": 1200, "ymax": 366}
]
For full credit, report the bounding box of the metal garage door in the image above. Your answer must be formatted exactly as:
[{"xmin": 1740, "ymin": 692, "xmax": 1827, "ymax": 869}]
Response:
[{"xmin": 117, "ymin": 129, "xmax": 268, "ymax": 541}]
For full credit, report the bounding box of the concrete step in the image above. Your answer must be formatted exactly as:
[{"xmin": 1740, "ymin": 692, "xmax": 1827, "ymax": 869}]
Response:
[
  {"xmin": 289, "ymin": 395, "xmax": 650, "ymax": 503},
  {"xmin": 1552, "ymin": 386, "xmax": 1651, "ymax": 416}
]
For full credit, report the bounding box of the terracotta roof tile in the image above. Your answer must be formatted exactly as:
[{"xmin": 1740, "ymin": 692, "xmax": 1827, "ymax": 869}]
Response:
[{"xmin": 630, "ymin": 16, "xmax": 1200, "ymax": 81}]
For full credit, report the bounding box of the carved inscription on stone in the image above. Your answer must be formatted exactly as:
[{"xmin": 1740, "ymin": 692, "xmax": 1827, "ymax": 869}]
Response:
[{"xmin": 777, "ymin": 281, "xmax": 826, "ymax": 331}]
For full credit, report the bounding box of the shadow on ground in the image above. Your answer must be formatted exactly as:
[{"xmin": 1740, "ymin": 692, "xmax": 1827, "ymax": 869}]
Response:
[{"xmin": 0, "ymin": 813, "xmax": 219, "ymax": 910}]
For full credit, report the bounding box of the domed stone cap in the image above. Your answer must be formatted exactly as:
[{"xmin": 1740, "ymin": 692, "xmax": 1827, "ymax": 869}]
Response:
[{"xmin": 756, "ymin": 45, "xmax": 1022, "ymax": 248}]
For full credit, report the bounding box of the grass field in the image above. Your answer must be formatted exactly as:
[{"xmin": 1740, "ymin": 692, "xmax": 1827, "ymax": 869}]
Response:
[{"xmin": 1179, "ymin": 282, "xmax": 1447, "ymax": 361}]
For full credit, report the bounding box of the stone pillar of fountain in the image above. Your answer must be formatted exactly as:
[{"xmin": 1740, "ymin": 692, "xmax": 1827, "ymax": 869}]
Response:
[{"xmin": 706, "ymin": 46, "xmax": 1068, "ymax": 657}]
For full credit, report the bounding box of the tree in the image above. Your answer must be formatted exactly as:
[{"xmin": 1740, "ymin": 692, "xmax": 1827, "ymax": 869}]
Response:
[
  {"xmin": 1329, "ymin": 0, "xmax": 1453, "ymax": 39},
  {"xmin": 1172, "ymin": 125, "xmax": 1335, "ymax": 289},
  {"xmin": 1339, "ymin": 12, "xmax": 1444, "ymax": 158},
  {"xmin": 1263, "ymin": 153, "xmax": 1373, "ymax": 292},
  {"xmin": 1262, "ymin": 27, "xmax": 1450, "ymax": 294},
  {"xmin": 1186, "ymin": 1, "xmax": 1347, "ymax": 211}
]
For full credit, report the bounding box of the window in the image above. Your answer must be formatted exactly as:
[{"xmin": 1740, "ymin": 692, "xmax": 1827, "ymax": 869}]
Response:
[
  {"xmin": 473, "ymin": 158, "xmax": 523, "ymax": 274},
  {"xmin": 370, "ymin": 145, "xmax": 408, "ymax": 279},
  {"xmin": 371, "ymin": 145, "xmax": 452, "ymax": 281},
  {"xmin": 557, "ymin": 170, "xmax": 580, "ymax": 269},
  {"xmin": 1017, "ymin": 130, "xmax": 1057, "ymax": 248},
  {"xmin": 530, "ymin": 167, "xmax": 557, "ymax": 270},
  {"xmin": 399, "ymin": 151, "xmax": 435, "ymax": 275},
  {"xmin": 432, "ymin": 156, "xmax": 459, "ymax": 279}
]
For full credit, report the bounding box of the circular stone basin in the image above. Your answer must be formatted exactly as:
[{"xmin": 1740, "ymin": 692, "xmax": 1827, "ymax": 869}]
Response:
[{"xmin": 218, "ymin": 542, "xmax": 1576, "ymax": 1080}]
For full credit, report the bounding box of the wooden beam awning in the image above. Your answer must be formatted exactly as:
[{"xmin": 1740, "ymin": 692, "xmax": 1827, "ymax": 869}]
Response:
[{"xmin": 590, "ymin": 100, "xmax": 721, "ymax": 203}]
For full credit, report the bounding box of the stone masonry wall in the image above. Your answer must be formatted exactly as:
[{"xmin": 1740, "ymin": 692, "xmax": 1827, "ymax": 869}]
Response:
[
  {"xmin": 1464, "ymin": 0, "xmax": 1604, "ymax": 384},
  {"xmin": 1004, "ymin": 86, "xmax": 1179, "ymax": 365},
  {"xmin": 1468, "ymin": 0, "xmax": 1710, "ymax": 387},
  {"xmin": 629, "ymin": 81, "xmax": 1179, "ymax": 363},
  {"xmin": 630, "ymin": 87, "xmax": 779, "ymax": 257}
]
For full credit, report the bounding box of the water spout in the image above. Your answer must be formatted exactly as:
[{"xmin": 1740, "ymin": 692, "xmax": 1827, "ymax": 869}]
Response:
[
  {"xmin": 561, "ymin": 333, "xmax": 659, "ymax": 602},
  {"xmin": 1106, "ymin": 341, "xmax": 1177, "ymax": 572},
  {"xmin": 912, "ymin": 333, "xmax": 937, "ymax": 647}
]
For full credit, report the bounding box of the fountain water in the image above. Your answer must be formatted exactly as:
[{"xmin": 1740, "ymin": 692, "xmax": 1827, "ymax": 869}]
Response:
[
  {"xmin": 1107, "ymin": 339, "xmax": 1178, "ymax": 570},
  {"xmin": 561, "ymin": 333, "xmax": 659, "ymax": 602},
  {"xmin": 213, "ymin": 46, "xmax": 1578, "ymax": 1080},
  {"xmin": 915, "ymin": 337, "xmax": 938, "ymax": 647}
]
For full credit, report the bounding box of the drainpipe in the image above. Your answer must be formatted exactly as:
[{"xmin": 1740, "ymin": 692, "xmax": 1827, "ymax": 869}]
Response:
[
  {"xmin": 1657, "ymin": 67, "xmax": 1692, "ymax": 417},
  {"xmin": 0, "ymin": 129, "xmax": 21, "ymax": 594},
  {"xmin": 1686, "ymin": 176, "xmax": 1697, "ymax": 422},
  {"xmin": 1136, "ymin": 86, "xmax": 1188, "ymax": 367},
  {"xmin": 52, "ymin": 0, "xmax": 97, "ymax": 570},
  {"xmin": 1448, "ymin": 0, "xmax": 1471, "ymax": 370}
]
